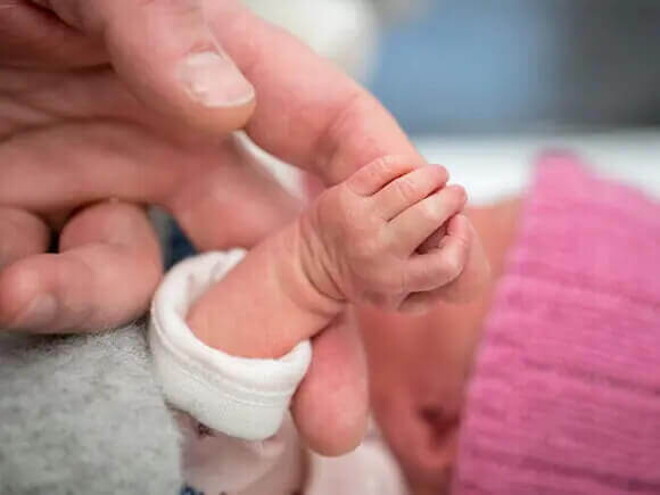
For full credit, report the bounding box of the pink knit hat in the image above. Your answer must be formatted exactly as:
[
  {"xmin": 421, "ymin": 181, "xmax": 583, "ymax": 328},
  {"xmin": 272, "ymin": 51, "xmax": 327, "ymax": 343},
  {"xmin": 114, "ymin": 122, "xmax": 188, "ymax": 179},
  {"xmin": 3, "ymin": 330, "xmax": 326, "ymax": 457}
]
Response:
[{"xmin": 454, "ymin": 154, "xmax": 660, "ymax": 494}]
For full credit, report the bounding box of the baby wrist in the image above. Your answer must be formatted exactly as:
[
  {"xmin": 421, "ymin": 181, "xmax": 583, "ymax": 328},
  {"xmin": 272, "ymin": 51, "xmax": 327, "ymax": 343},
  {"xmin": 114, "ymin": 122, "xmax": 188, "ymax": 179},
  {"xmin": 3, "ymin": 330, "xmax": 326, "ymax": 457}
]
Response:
[
  {"xmin": 277, "ymin": 218, "xmax": 346, "ymax": 321},
  {"xmin": 295, "ymin": 211, "xmax": 347, "ymax": 301},
  {"xmin": 149, "ymin": 251, "xmax": 312, "ymax": 439}
]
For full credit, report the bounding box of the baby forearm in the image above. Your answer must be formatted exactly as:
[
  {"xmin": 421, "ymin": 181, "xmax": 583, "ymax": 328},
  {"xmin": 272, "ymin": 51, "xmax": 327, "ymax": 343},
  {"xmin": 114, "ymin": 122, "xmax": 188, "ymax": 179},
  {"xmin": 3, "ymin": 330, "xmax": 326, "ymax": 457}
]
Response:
[
  {"xmin": 186, "ymin": 219, "xmax": 343, "ymax": 358},
  {"xmin": 186, "ymin": 154, "xmax": 484, "ymax": 358}
]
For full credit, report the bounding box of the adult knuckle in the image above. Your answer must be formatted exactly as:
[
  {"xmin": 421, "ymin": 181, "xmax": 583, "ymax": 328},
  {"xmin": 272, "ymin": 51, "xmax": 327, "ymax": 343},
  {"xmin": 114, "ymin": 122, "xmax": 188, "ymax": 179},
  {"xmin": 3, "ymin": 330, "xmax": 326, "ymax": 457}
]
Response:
[
  {"xmin": 394, "ymin": 176, "xmax": 419, "ymax": 203},
  {"xmin": 420, "ymin": 199, "xmax": 440, "ymax": 222},
  {"xmin": 367, "ymin": 157, "xmax": 392, "ymax": 183}
]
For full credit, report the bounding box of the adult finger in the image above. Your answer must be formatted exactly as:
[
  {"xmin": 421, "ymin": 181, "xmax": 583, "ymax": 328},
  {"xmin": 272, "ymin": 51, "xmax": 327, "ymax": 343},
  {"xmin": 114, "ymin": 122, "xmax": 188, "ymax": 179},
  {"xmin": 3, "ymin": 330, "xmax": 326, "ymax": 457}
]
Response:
[
  {"xmin": 49, "ymin": 0, "xmax": 256, "ymax": 133},
  {"xmin": 0, "ymin": 207, "xmax": 50, "ymax": 269},
  {"xmin": 0, "ymin": 123, "xmax": 300, "ymax": 251},
  {"xmin": 169, "ymin": 134, "xmax": 302, "ymax": 250},
  {"xmin": 204, "ymin": 0, "xmax": 424, "ymax": 184},
  {"xmin": 0, "ymin": 201, "xmax": 161, "ymax": 332},
  {"xmin": 291, "ymin": 311, "xmax": 369, "ymax": 456},
  {"xmin": 0, "ymin": 122, "xmax": 184, "ymax": 212},
  {"xmin": 0, "ymin": 1, "xmax": 104, "ymax": 67}
]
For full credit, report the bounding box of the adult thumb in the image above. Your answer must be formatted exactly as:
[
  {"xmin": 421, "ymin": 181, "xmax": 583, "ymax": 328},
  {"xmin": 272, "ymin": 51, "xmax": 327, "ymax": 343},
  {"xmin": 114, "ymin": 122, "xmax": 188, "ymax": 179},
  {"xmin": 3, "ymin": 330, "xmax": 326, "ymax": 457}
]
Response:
[
  {"xmin": 291, "ymin": 312, "xmax": 369, "ymax": 456},
  {"xmin": 60, "ymin": 0, "xmax": 256, "ymax": 132}
]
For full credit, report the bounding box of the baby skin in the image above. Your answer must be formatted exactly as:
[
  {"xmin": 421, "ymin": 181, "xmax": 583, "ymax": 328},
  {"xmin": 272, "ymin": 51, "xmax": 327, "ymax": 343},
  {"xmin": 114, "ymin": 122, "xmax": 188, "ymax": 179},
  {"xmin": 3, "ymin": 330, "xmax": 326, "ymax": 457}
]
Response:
[
  {"xmin": 187, "ymin": 156, "xmax": 488, "ymax": 360},
  {"xmin": 170, "ymin": 155, "xmax": 487, "ymax": 495}
]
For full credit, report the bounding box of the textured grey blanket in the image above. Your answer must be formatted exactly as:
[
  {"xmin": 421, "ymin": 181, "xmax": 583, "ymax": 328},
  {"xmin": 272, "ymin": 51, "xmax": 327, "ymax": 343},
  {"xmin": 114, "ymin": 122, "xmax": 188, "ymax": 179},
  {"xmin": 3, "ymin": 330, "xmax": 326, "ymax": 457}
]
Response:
[{"xmin": 0, "ymin": 324, "xmax": 182, "ymax": 494}]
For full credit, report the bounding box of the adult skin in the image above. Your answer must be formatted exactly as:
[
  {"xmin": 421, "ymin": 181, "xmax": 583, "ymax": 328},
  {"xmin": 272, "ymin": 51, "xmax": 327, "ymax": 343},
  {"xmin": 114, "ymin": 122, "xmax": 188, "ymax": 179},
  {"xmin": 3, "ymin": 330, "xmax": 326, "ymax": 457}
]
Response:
[{"xmin": 0, "ymin": 0, "xmax": 488, "ymax": 456}]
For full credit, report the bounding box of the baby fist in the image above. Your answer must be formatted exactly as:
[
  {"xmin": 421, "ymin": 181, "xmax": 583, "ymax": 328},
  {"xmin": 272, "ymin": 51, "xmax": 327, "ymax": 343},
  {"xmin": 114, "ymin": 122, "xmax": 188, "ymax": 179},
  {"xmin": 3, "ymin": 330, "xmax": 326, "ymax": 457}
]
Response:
[{"xmin": 301, "ymin": 156, "xmax": 472, "ymax": 311}]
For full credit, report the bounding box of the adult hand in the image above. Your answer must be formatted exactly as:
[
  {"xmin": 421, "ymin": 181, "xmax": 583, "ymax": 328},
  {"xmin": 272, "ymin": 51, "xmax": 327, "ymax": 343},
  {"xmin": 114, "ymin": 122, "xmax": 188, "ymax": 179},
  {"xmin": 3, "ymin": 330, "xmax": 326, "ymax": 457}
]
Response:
[
  {"xmin": 0, "ymin": 0, "xmax": 488, "ymax": 455},
  {"xmin": 0, "ymin": 0, "xmax": 300, "ymax": 333}
]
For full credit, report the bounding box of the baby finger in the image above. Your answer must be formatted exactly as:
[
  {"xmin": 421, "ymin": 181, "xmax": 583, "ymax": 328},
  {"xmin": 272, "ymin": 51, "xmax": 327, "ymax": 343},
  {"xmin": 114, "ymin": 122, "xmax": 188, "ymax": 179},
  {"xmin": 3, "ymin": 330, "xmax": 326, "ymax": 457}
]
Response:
[
  {"xmin": 388, "ymin": 185, "xmax": 467, "ymax": 256},
  {"xmin": 401, "ymin": 214, "xmax": 471, "ymax": 293}
]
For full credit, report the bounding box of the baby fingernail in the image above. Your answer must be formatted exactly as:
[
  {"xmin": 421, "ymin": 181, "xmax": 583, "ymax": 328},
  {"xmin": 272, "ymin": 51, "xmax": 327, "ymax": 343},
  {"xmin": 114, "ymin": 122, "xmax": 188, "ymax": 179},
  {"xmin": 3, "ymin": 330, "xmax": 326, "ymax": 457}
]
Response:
[
  {"xmin": 178, "ymin": 51, "xmax": 255, "ymax": 107},
  {"xmin": 13, "ymin": 294, "xmax": 58, "ymax": 330}
]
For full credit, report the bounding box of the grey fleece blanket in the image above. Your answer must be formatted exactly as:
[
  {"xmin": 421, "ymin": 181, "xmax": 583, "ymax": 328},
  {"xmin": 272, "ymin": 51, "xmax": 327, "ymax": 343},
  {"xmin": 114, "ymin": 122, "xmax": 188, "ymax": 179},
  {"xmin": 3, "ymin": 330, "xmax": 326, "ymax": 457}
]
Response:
[{"xmin": 0, "ymin": 324, "xmax": 182, "ymax": 494}]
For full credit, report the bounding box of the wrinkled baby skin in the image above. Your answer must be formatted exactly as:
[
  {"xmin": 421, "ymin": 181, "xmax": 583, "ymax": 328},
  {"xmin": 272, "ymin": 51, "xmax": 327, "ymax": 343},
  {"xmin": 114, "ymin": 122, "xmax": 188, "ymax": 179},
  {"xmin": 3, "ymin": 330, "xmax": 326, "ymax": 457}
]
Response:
[{"xmin": 187, "ymin": 156, "xmax": 488, "ymax": 359}]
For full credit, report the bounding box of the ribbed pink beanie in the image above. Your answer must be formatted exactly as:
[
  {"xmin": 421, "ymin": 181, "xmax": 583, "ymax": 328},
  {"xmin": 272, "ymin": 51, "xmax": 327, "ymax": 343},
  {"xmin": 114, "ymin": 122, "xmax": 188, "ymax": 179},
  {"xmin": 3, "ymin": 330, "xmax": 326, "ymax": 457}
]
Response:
[{"xmin": 455, "ymin": 154, "xmax": 660, "ymax": 494}]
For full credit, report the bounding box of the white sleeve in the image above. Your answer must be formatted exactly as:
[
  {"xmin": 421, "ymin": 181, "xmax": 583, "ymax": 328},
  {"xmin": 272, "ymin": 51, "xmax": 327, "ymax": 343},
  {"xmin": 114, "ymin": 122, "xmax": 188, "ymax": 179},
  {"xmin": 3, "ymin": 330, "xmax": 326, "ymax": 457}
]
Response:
[{"xmin": 148, "ymin": 250, "xmax": 312, "ymax": 440}]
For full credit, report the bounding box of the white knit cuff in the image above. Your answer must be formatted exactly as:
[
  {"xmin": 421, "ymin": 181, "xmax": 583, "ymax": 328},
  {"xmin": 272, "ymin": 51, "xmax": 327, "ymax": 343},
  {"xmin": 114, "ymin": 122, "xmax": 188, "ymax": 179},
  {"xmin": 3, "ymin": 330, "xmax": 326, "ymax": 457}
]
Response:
[{"xmin": 149, "ymin": 250, "xmax": 312, "ymax": 440}]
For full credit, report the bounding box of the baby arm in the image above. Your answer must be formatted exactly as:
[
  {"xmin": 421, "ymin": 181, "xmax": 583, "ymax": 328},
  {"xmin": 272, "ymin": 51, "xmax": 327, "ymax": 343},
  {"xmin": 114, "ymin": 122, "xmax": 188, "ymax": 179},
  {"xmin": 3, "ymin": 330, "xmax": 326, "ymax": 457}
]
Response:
[
  {"xmin": 149, "ymin": 156, "xmax": 476, "ymax": 494},
  {"xmin": 187, "ymin": 156, "xmax": 472, "ymax": 359}
]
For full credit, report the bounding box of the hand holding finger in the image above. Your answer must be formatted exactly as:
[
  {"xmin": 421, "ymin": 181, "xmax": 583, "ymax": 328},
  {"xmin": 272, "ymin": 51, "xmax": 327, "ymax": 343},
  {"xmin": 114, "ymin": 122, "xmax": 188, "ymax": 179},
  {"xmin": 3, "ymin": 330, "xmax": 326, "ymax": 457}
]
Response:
[
  {"xmin": 307, "ymin": 158, "xmax": 477, "ymax": 311},
  {"xmin": 403, "ymin": 213, "xmax": 471, "ymax": 292},
  {"xmin": 371, "ymin": 164, "xmax": 449, "ymax": 221},
  {"xmin": 387, "ymin": 184, "xmax": 467, "ymax": 256}
]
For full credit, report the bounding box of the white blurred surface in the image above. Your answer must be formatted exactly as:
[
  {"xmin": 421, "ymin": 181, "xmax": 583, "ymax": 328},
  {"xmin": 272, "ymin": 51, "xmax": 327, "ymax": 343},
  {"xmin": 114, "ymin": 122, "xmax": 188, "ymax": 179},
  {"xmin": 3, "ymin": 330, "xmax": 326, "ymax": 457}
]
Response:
[
  {"xmin": 251, "ymin": 128, "xmax": 660, "ymax": 205},
  {"xmin": 415, "ymin": 128, "xmax": 660, "ymax": 204},
  {"xmin": 241, "ymin": 0, "xmax": 379, "ymax": 81}
]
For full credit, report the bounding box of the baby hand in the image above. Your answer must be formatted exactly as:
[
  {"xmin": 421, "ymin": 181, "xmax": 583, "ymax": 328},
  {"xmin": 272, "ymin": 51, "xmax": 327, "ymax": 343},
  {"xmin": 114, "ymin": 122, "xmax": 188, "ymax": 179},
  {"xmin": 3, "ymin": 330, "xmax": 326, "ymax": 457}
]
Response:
[{"xmin": 301, "ymin": 156, "xmax": 472, "ymax": 311}]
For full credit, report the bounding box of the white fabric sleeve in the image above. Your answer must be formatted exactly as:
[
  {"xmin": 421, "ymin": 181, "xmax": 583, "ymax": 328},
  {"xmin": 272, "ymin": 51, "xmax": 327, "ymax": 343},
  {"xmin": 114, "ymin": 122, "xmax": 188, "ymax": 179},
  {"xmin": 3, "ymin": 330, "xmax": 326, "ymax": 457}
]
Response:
[
  {"xmin": 176, "ymin": 413, "xmax": 305, "ymax": 495},
  {"xmin": 148, "ymin": 250, "xmax": 312, "ymax": 440}
]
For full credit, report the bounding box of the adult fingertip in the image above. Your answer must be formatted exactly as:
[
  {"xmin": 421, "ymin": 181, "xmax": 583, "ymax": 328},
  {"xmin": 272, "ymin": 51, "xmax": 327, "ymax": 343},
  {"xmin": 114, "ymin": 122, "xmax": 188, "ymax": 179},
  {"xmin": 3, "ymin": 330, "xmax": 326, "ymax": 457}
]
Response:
[
  {"xmin": 293, "ymin": 363, "xmax": 369, "ymax": 456},
  {"xmin": 300, "ymin": 403, "xmax": 369, "ymax": 457},
  {"xmin": 173, "ymin": 47, "xmax": 257, "ymax": 133},
  {"xmin": 80, "ymin": 0, "xmax": 256, "ymax": 134},
  {"xmin": 0, "ymin": 262, "xmax": 56, "ymax": 332},
  {"xmin": 177, "ymin": 50, "xmax": 255, "ymax": 109},
  {"xmin": 11, "ymin": 294, "xmax": 59, "ymax": 331},
  {"xmin": 291, "ymin": 315, "xmax": 370, "ymax": 456}
]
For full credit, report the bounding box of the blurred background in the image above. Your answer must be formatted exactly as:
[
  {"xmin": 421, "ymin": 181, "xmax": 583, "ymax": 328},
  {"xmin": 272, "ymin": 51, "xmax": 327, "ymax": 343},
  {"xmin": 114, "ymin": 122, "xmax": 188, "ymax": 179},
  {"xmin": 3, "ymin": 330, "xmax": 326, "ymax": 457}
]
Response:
[
  {"xmin": 371, "ymin": 0, "xmax": 660, "ymax": 135},
  {"xmin": 243, "ymin": 0, "xmax": 660, "ymax": 201}
]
